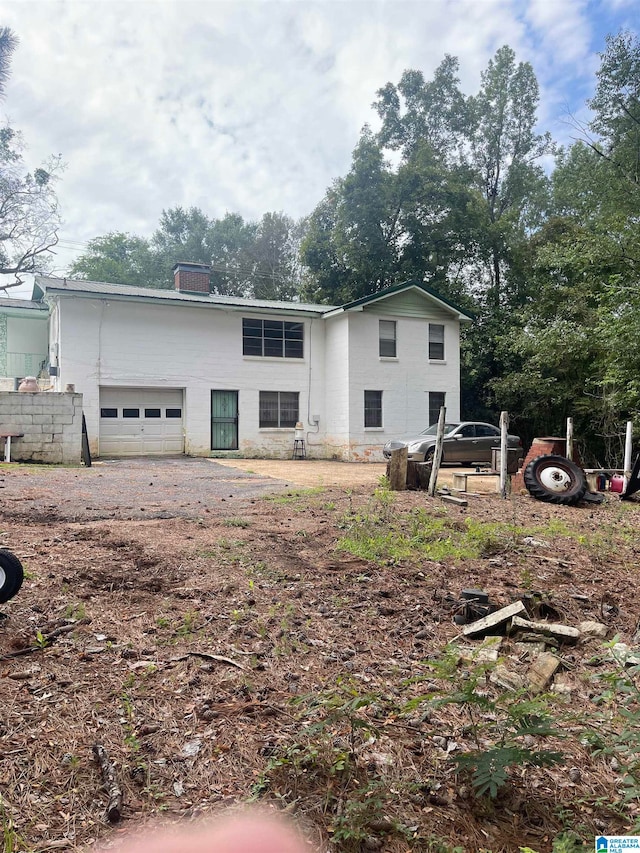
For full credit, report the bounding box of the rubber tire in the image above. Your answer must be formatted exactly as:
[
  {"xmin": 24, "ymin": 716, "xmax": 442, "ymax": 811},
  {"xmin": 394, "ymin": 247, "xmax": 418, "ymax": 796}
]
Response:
[
  {"xmin": 423, "ymin": 447, "xmax": 435, "ymax": 463},
  {"xmin": 523, "ymin": 455, "xmax": 588, "ymax": 506},
  {"xmin": 0, "ymin": 549, "xmax": 24, "ymax": 604}
]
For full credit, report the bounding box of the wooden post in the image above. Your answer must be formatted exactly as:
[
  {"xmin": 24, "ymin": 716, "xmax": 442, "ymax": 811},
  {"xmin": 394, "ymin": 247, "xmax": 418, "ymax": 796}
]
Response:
[
  {"xmin": 566, "ymin": 417, "xmax": 573, "ymax": 462},
  {"xmin": 388, "ymin": 446, "xmax": 408, "ymax": 491},
  {"xmin": 499, "ymin": 411, "xmax": 509, "ymax": 500},
  {"xmin": 428, "ymin": 406, "xmax": 446, "ymax": 497},
  {"xmin": 623, "ymin": 420, "xmax": 633, "ymax": 489}
]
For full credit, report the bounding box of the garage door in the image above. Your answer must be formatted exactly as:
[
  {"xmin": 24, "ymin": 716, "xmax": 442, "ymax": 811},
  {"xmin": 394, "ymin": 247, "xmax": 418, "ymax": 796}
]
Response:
[{"xmin": 99, "ymin": 388, "xmax": 184, "ymax": 456}]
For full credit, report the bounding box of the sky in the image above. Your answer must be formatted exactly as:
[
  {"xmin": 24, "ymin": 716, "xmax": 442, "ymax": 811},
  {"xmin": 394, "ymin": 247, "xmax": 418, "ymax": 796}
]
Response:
[{"xmin": 2, "ymin": 0, "xmax": 638, "ymax": 297}]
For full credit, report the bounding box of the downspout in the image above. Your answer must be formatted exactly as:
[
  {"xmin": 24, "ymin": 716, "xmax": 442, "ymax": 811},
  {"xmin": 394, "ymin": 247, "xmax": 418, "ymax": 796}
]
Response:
[{"xmin": 305, "ymin": 316, "xmax": 322, "ymax": 449}]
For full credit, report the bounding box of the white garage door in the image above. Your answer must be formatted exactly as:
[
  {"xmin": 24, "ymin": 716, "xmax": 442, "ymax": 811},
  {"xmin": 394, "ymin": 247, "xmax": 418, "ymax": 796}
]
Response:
[{"xmin": 99, "ymin": 388, "xmax": 184, "ymax": 456}]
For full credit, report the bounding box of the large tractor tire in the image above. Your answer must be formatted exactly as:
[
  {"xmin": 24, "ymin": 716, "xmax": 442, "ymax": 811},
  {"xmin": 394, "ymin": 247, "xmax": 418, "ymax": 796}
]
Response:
[{"xmin": 523, "ymin": 454, "xmax": 588, "ymax": 506}]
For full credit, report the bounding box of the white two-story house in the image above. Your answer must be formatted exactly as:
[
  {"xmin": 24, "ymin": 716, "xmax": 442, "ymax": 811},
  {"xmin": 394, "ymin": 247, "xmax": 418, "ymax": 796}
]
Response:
[{"xmin": 33, "ymin": 263, "xmax": 473, "ymax": 461}]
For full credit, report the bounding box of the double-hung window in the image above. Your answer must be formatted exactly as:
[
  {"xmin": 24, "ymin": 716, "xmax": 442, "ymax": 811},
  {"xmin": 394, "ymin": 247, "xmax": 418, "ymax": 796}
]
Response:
[
  {"xmin": 259, "ymin": 391, "xmax": 299, "ymax": 428},
  {"xmin": 364, "ymin": 390, "xmax": 383, "ymax": 428},
  {"xmin": 429, "ymin": 324, "xmax": 445, "ymax": 360},
  {"xmin": 243, "ymin": 318, "xmax": 304, "ymax": 358},
  {"xmin": 428, "ymin": 392, "xmax": 445, "ymax": 426},
  {"xmin": 379, "ymin": 320, "xmax": 397, "ymax": 357}
]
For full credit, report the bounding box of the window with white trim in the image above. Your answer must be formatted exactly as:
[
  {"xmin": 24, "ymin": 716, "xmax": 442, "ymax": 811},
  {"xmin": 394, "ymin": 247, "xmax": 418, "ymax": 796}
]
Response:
[
  {"xmin": 379, "ymin": 320, "xmax": 396, "ymax": 357},
  {"xmin": 429, "ymin": 323, "xmax": 445, "ymax": 360},
  {"xmin": 259, "ymin": 391, "xmax": 299, "ymax": 428},
  {"xmin": 243, "ymin": 318, "xmax": 304, "ymax": 358},
  {"xmin": 364, "ymin": 390, "xmax": 383, "ymax": 428}
]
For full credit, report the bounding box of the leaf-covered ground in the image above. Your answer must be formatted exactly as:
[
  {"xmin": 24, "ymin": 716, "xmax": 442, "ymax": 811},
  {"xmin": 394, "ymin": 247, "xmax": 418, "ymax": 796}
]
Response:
[{"xmin": 1, "ymin": 468, "xmax": 640, "ymax": 852}]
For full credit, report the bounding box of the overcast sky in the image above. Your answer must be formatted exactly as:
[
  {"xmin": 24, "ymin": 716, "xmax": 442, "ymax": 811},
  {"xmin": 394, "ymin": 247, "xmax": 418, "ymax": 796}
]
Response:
[{"xmin": 2, "ymin": 0, "xmax": 637, "ymax": 297}]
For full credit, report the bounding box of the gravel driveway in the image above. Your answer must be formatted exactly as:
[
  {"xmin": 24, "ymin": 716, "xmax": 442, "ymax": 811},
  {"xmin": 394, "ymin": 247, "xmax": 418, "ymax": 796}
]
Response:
[{"xmin": 0, "ymin": 457, "xmax": 291, "ymax": 522}]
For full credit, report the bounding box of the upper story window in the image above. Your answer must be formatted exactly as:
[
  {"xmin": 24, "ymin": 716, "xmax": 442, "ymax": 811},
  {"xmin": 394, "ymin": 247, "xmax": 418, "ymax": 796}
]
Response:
[
  {"xmin": 379, "ymin": 320, "xmax": 397, "ymax": 357},
  {"xmin": 243, "ymin": 318, "xmax": 304, "ymax": 358},
  {"xmin": 429, "ymin": 323, "xmax": 445, "ymax": 360}
]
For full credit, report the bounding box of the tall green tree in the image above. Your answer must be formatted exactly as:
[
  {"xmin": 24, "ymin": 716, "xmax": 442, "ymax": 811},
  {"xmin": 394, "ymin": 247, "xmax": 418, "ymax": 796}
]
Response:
[
  {"xmin": 301, "ymin": 129, "xmax": 401, "ymax": 303},
  {"xmin": 374, "ymin": 55, "xmax": 467, "ymax": 160},
  {"xmin": 250, "ymin": 212, "xmax": 300, "ymax": 301},
  {"xmin": 466, "ymin": 46, "xmax": 553, "ymax": 311},
  {"xmin": 70, "ymin": 232, "xmax": 163, "ymax": 287},
  {"xmin": 301, "ymin": 126, "xmax": 479, "ymax": 305}
]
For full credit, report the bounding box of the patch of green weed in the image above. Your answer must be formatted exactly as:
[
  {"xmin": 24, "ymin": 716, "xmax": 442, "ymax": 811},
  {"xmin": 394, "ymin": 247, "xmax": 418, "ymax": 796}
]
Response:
[
  {"xmin": 262, "ymin": 487, "xmax": 325, "ymax": 504},
  {"xmin": 336, "ymin": 505, "xmax": 519, "ymax": 564}
]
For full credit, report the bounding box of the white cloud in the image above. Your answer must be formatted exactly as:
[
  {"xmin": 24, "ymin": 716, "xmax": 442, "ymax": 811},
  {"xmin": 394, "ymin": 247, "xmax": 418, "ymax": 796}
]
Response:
[{"xmin": 0, "ymin": 0, "xmax": 634, "ymax": 299}]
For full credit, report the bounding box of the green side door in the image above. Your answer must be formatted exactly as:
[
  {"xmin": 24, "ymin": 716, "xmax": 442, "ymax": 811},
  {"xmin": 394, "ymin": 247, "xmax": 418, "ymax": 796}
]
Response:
[{"xmin": 211, "ymin": 390, "xmax": 238, "ymax": 450}]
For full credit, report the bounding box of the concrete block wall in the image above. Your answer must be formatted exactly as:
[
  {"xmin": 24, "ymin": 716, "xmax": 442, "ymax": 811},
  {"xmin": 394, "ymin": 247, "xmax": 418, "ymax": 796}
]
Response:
[{"xmin": 0, "ymin": 391, "xmax": 83, "ymax": 464}]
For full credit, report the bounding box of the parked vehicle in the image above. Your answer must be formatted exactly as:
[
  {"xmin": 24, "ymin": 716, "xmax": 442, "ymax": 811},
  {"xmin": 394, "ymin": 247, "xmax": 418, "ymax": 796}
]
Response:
[{"xmin": 383, "ymin": 421, "xmax": 523, "ymax": 465}]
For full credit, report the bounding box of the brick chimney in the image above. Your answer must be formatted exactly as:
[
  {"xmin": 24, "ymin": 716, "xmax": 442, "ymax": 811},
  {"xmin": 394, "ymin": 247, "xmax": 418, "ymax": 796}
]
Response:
[{"xmin": 173, "ymin": 262, "xmax": 211, "ymax": 293}]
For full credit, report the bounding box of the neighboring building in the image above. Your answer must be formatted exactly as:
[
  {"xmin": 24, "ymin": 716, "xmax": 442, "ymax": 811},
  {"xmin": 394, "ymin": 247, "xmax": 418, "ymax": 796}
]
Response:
[
  {"xmin": 0, "ymin": 297, "xmax": 49, "ymax": 390},
  {"xmin": 33, "ymin": 264, "xmax": 473, "ymax": 461}
]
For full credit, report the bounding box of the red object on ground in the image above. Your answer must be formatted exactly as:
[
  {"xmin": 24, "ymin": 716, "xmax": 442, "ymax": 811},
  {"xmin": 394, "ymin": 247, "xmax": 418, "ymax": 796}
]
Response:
[{"xmin": 610, "ymin": 475, "xmax": 625, "ymax": 494}]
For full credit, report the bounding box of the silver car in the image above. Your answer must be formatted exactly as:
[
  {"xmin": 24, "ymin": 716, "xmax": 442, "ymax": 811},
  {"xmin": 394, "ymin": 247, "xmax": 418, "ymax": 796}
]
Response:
[{"xmin": 383, "ymin": 421, "xmax": 523, "ymax": 465}]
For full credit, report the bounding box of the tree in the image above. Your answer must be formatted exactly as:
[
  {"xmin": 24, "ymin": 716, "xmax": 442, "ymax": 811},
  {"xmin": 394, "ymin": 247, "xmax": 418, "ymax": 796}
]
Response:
[
  {"xmin": 0, "ymin": 126, "xmax": 62, "ymax": 289},
  {"xmin": 301, "ymin": 126, "xmax": 479, "ymax": 305},
  {"xmin": 150, "ymin": 206, "xmax": 213, "ymax": 287},
  {"xmin": 0, "ymin": 27, "xmax": 62, "ymax": 289},
  {"xmin": 301, "ymin": 129, "xmax": 408, "ymax": 303},
  {"xmin": 69, "ymin": 232, "xmax": 163, "ymax": 287},
  {"xmin": 0, "ymin": 27, "xmax": 18, "ymax": 99},
  {"xmin": 588, "ymin": 30, "xmax": 640, "ymax": 195},
  {"xmin": 466, "ymin": 46, "xmax": 553, "ymax": 311},
  {"xmin": 374, "ymin": 55, "xmax": 467, "ymax": 161},
  {"xmin": 250, "ymin": 212, "xmax": 300, "ymax": 301}
]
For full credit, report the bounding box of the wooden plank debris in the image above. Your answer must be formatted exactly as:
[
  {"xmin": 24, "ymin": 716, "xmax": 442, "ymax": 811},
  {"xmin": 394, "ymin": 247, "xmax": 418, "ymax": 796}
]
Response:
[
  {"xmin": 439, "ymin": 492, "xmax": 468, "ymax": 506},
  {"xmin": 461, "ymin": 600, "xmax": 526, "ymax": 638},
  {"xmin": 511, "ymin": 615, "xmax": 580, "ymax": 643}
]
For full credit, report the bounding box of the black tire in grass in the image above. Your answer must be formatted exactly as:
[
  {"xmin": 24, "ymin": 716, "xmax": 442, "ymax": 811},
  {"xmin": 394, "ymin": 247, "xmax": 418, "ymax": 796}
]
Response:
[{"xmin": 523, "ymin": 454, "xmax": 587, "ymax": 506}]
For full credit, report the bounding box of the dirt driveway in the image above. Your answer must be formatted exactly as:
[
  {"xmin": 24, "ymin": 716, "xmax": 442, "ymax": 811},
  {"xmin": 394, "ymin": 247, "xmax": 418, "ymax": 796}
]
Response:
[
  {"xmin": 0, "ymin": 456, "xmax": 291, "ymax": 523},
  {"xmin": 0, "ymin": 457, "xmax": 499, "ymax": 523},
  {"xmin": 213, "ymin": 457, "xmax": 387, "ymax": 487}
]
